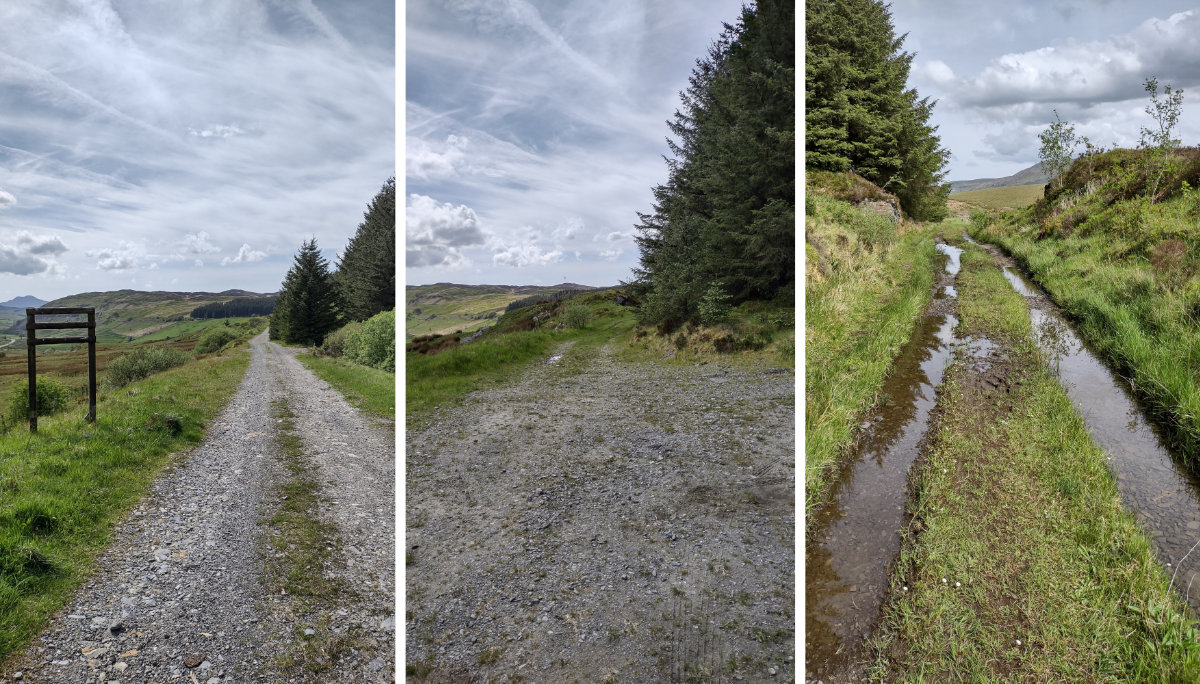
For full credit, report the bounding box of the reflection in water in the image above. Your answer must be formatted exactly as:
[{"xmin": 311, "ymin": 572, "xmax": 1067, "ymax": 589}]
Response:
[
  {"xmin": 805, "ymin": 314, "xmax": 958, "ymax": 677},
  {"xmin": 1005, "ymin": 268, "xmax": 1200, "ymax": 613}
]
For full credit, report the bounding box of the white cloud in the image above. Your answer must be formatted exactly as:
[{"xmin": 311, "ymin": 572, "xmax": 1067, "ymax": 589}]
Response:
[
  {"xmin": 493, "ymin": 244, "xmax": 563, "ymax": 267},
  {"xmin": 0, "ymin": 189, "xmax": 16, "ymax": 207},
  {"xmin": 221, "ymin": 244, "xmax": 267, "ymax": 265},
  {"xmin": 407, "ymin": 134, "xmax": 470, "ymax": 180},
  {"xmin": 188, "ymin": 123, "xmax": 245, "ymax": 138},
  {"xmin": 180, "ymin": 231, "xmax": 220, "ymax": 255},
  {"xmin": 406, "ymin": 193, "xmax": 489, "ymax": 268},
  {"xmin": 0, "ymin": 230, "xmax": 67, "ymax": 275},
  {"xmin": 88, "ymin": 242, "xmax": 143, "ymax": 271}
]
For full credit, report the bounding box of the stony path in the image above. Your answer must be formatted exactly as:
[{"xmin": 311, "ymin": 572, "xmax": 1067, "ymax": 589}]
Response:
[
  {"xmin": 6, "ymin": 331, "xmax": 395, "ymax": 683},
  {"xmin": 406, "ymin": 344, "xmax": 795, "ymax": 682}
]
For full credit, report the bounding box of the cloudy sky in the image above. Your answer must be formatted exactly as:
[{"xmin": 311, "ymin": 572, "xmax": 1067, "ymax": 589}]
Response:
[
  {"xmin": 406, "ymin": 0, "xmax": 748, "ymax": 287},
  {"xmin": 890, "ymin": 1, "xmax": 1200, "ymax": 181},
  {"xmin": 0, "ymin": 1, "xmax": 394, "ymax": 302}
]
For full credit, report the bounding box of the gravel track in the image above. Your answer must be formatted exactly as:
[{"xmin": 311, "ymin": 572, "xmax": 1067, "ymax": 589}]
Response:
[
  {"xmin": 6, "ymin": 331, "xmax": 395, "ymax": 683},
  {"xmin": 406, "ymin": 343, "xmax": 795, "ymax": 683}
]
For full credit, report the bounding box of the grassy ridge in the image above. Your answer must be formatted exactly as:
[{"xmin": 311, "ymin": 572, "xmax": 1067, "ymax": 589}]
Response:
[
  {"xmin": 0, "ymin": 348, "xmax": 250, "ymax": 662},
  {"xmin": 972, "ymin": 146, "xmax": 1200, "ymax": 461},
  {"xmin": 873, "ymin": 247, "xmax": 1200, "ymax": 680},
  {"xmin": 949, "ymin": 183, "xmax": 1044, "ymax": 210},
  {"xmin": 804, "ymin": 186, "xmax": 940, "ymax": 517}
]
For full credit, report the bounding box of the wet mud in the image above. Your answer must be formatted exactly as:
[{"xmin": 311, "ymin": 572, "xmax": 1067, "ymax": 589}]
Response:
[{"xmin": 805, "ymin": 243, "xmax": 963, "ymax": 681}]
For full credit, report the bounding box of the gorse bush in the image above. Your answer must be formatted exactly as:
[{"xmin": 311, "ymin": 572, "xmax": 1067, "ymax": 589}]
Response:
[
  {"xmin": 340, "ymin": 309, "xmax": 395, "ymax": 372},
  {"xmin": 194, "ymin": 327, "xmax": 238, "ymax": 354},
  {"xmin": 105, "ymin": 347, "xmax": 190, "ymax": 388},
  {"xmin": 9, "ymin": 378, "xmax": 70, "ymax": 421}
]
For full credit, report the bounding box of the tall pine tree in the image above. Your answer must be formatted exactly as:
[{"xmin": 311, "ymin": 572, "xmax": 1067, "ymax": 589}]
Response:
[
  {"xmin": 805, "ymin": 0, "xmax": 949, "ymax": 220},
  {"xmin": 633, "ymin": 0, "xmax": 794, "ymax": 329},
  {"xmin": 336, "ymin": 178, "xmax": 395, "ymax": 322},
  {"xmin": 270, "ymin": 238, "xmax": 341, "ymax": 345}
]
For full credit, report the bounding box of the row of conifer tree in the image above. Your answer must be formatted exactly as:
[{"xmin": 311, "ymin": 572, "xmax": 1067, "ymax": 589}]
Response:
[{"xmin": 269, "ymin": 178, "xmax": 396, "ymax": 346}]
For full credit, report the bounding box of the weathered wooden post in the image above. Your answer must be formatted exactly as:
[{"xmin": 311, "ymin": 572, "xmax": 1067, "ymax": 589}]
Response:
[{"xmin": 26, "ymin": 307, "xmax": 98, "ymax": 432}]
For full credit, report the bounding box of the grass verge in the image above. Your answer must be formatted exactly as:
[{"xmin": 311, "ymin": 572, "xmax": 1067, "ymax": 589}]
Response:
[
  {"xmin": 296, "ymin": 354, "xmax": 394, "ymax": 422},
  {"xmin": 871, "ymin": 246, "xmax": 1200, "ymax": 681},
  {"xmin": 0, "ymin": 350, "xmax": 248, "ymax": 663},
  {"xmin": 804, "ymin": 189, "xmax": 941, "ymax": 517},
  {"xmin": 261, "ymin": 398, "xmax": 358, "ymax": 677}
]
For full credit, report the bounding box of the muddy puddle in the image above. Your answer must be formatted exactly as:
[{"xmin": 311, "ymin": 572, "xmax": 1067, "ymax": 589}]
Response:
[
  {"xmin": 805, "ymin": 243, "xmax": 963, "ymax": 679},
  {"xmin": 994, "ymin": 246, "xmax": 1200, "ymax": 612}
]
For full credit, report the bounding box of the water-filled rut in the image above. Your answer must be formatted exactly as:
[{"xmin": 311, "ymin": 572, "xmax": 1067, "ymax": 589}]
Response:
[
  {"xmin": 805, "ymin": 243, "xmax": 963, "ymax": 679},
  {"xmin": 980, "ymin": 236, "xmax": 1200, "ymax": 613}
]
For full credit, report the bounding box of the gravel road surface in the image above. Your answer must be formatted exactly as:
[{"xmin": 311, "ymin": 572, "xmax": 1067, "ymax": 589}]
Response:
[{"xmin": 6, "ymin": 331, "xmax": 395, "ymax": 683}]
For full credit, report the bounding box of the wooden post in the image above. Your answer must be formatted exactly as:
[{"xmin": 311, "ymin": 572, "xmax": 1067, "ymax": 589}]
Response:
[
  {"xmin": 26, "ymin": 308, "xmax": 36, "ymax": 433},
  {"xmin": 87, "ymin": 309, "xmax": 96, "ymax": 422}
]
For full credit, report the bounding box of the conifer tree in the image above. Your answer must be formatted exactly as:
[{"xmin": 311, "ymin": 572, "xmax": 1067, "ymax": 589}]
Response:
[
  {"xmin": 336, "ymin": 178, "xmax": 395, "ymax": 321},
  {"xmin": 633, "ymin": 0, "xmax": 795, "ymax": 328},
  {"xmin": 805, "ymin": 0, "xmax": 949, "ymax": 219},
  {"xmin": 270, "ymin": 238, "xmax": 341, "ymax": 345}
]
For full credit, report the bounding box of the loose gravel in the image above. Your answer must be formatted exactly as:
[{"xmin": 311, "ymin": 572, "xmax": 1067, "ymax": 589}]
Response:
[
  {"xmin": 5, "ymin": 331, "xmax": 395, "ymax": 683},
  {"xmin": 406, "ymin": 343, "xmax": 795, "ymax": 682}
]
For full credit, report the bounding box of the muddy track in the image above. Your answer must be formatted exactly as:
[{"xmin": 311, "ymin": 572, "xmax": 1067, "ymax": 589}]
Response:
[
  {"xmin": 406, "ymin": 343, "xmax": 794, "ymax": 682},
  {"xmin": 5, "ymin": 331, "xmax": 395, "ymax": 683}
]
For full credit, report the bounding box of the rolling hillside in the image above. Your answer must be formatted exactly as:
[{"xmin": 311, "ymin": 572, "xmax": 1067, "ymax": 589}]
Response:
[
  {"xmin": 6, "ymin": 289, "xmax": 270, "ymax": 344},
  {"xmin": 948, "ymin": 161, "xmax": 1047, "ymax": 194},
  {"xmin": 405, "ymin": 282, "xmax": 602, "ymax": 339}
]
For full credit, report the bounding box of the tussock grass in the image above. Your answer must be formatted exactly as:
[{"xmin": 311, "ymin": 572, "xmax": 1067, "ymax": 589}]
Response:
[
  {"xmin": 804, "ymin": 190, "xmax": 941, "ymax": 516},
  {"xmin": 873, "ymin": 245, "xmax": 1200, "ymax": 680},
  {"xmin": 951, "ymin": 184, "xmax": 1044, "ymax": 210},
  {"xmin": 0, "ymin": 350, "xmax": 248, "ymax": 661}
]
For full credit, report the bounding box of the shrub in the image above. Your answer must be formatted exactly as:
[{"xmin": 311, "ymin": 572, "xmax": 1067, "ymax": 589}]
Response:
[
  {"xmin": 194, "ymin": 327, "xmax": 238, "ymax": 354},
  {"xmin": 105, "ymin": 347, "xmax": 190, "ymax": 388},
  {"xmin": 320, "ymin": 321, "xmax": 362, "ymax": 358},
  {"xmin": 343, "ymin": 309, "xmax": 395, "ymax": 371},
  {"xmin": 698, "ymin": 284, "xmax": 733, "ymax": 325},
  {"xmin": 9, "ymin": 378, "xmax": 70, "ymax": 421},
  {"xmin": 562, "ymin": 303, "xmax": 589, "ymax": 329}
]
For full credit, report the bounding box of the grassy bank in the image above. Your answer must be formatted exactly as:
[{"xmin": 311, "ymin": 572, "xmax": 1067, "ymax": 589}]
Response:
[
  {"xmin": 805, "ymin": 175, "xmax": 941, "ymax": 516},
  {"xmin": 297, "ymin": 354, "xmax": 394, "ymax": 421},
  {"xmin": 872, "ymin": 247, "xmax": 1200, "ymax": 680},
  {"xmin": 950, "ymin": 184, "xmax": 1043, "ymax": 210},
  {"xmin": 0, "ymin": 347, "xmax": 250, "ymax": 662},
  {"xmin": 971, "ymin": 146, "xmax": 1200, "ymax": 462}
]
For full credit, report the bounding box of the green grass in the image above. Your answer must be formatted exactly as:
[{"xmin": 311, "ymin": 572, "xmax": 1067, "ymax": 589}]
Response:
[
  {"xmin": 871, "ymin": 246, "xmax": 1200, "ymax": 681},
  {"xmin": 970, "ymin": 148, "xmax": 1200, "ymax": 461},
  {"xmin": 137, "ymin": 317, "xmax": 257, "ymax": 342},
  {"xmin": 950, "ymin": 184, "xmax": 1044, "ymax": 210},
  {"xmin": 804, "ymin": 189, "xmax": 941, "ymax": 518},
  {"xmin": 296, "ymin": 354, "xmax": 394, "ymax": 421},
  {"xmin": 0, "ymin": 348, "xmax": 249, "ymax": 661}
]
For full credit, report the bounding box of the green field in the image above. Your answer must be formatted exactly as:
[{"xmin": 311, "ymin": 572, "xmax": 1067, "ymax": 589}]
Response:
[{"xmin": 950, "ymin": 183, "xmax": 1044, "ymax": 210}]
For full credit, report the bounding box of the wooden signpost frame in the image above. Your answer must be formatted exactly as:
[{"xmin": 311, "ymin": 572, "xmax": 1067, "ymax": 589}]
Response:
[{"xmin": 26, "ymin": 307, "xmax": 97, "ymax": 432}]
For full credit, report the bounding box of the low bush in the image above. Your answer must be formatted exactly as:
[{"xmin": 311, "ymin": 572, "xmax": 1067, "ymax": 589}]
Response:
[
  {"xmin": 194, "ymin": 327, "xmax": 238, "ymax": 354},
  {"xmin": 343, "ymin": 309, "xmax": 395, "ymax": 372},
  {"xmin": 9, "ymin": 378, "xmax": 70, "ymax": 421},
  {"xmin": 562, "ymin": 303, "xmax": 590, "ymax": 329},
  {"xmin": 105, "ymin": 347, "xmax": 190, "ymax": 388},
  {"xmin": 320, "ymin": 321, "xmax": 362, "ymax": 358}
]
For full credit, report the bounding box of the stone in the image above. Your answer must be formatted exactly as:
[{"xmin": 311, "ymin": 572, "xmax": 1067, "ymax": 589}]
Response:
[{"xmin": 184, "ymin": 653, "xmax": 204, "ymax": 668}]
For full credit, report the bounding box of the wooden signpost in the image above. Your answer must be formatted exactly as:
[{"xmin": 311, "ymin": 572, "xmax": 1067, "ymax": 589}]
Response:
[{"xmin": 26, "ymin": 307, "xmax": 97, "ymax": 432}]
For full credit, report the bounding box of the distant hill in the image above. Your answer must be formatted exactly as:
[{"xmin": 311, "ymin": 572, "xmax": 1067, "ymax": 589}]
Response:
[
  {"xmin": 0, "ymin": 295, "xmax": 45, "ymax": 309},
  {"xmin": 406, "ymin": 283, "xmax": 605, "ymax": 339},
  {"xmin": 9, "ymin": 288, "xmax": 270, "ymax": 342},
  {"xmin": 949, "ymin": 162, "xmax": 1048, "ymax": 194}
]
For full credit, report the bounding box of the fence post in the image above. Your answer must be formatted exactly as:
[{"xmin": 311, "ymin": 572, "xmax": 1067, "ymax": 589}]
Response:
[
  {"xmin": 87, "ymin": 309, "xmax": 96, "ymax": 422},
  {"xmin": 26, "ymin": 308, "xmax": 36, "ymax": 433}
]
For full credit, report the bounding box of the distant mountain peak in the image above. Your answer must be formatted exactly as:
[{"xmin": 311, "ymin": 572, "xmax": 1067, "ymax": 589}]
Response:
[
  {"xmin": 0, "ymin": 295, "xmax": 46, "ymax": 309},
  {"xmin": 949, "ymin": 162, "xmax": 1048, "ymax": 195}
]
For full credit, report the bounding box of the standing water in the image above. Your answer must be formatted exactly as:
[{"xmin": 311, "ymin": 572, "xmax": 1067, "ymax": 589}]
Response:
[
  {"xmin": 805, "ymin": 243, "xmax": 963, "ymax": 678},
  {"xmin": 983, "ymin": 239, "xmax": 1200, "ymax": 611}
]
